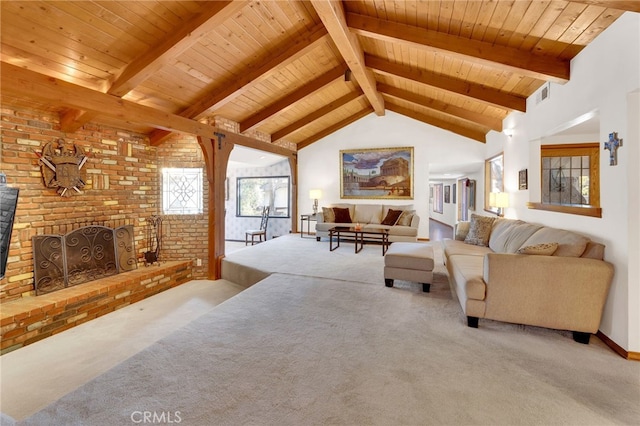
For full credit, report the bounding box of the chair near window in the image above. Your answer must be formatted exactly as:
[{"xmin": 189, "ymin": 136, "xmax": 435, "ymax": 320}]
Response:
[{"xmin": 245, "ymin": 206, "xmax": 270, "ymax": 245}]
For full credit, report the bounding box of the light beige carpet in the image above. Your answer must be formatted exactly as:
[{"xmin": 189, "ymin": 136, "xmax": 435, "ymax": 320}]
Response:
[{"xmin": 12, "ymin": 236, "xmax": 640, "ymax": 425}]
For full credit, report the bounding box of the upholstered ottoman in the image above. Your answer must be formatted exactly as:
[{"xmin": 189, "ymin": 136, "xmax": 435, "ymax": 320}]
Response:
[{"xmin": 384, "ymin": 243, "xmax": 434, "ymax": 292}]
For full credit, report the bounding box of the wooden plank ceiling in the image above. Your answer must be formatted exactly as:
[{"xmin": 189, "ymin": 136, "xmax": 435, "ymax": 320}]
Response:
[{"xmin": 1, "ymin": 1, "xmax": 637, "ymax": 147}]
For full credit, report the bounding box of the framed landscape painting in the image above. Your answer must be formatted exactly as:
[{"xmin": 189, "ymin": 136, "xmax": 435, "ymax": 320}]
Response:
[{"xmin": 340, "ymin": 147, "xmax": 414, "ymax": 199}]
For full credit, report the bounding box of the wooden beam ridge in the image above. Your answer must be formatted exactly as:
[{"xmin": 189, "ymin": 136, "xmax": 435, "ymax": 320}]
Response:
[
  {"xmin": 109, "ymin": 1, "xmax": 248, "ymax": 97},
  {"xmin": 149, "ymin": 23, "xmax": 329, "ymax": 145},
  {"xmin": 0, "ymin": 62, "xmax": 294, "ymax": 158},
  {"xmin": 377, "ymin": 83, "xmax": 502, "ymax": 132},
  {"xmin": 310, "ymin": 0, "xmax": 385, "ymax": 116},
  {"xmin": 347, "ymin": 12, "xmax": 570, "ymax": 84},
  {"xmin": 239, "ymin": 64, "xmax": 348, "ymax": 133},
  {"xmin": 366, "ymin": 55, "xmax": 526, "ymax": 112},
  {"xmin": 271, "ymin": 90, "xmax": 364, "ymax": 141},
  {"xmin": 60, "ymin": 109, "xmax": 98, "ymax": 133},
  {"xmin": 297, "ymin": 107, "xmax": 373, "ymax": 149},
  {"xmin": 387, "ymin": 103, "xmax": 486, "ymax": 143}
]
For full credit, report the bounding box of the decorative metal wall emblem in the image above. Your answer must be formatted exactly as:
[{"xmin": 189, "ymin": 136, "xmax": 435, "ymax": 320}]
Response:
[{"xmin": 35, "ymin": 138, "xmax": 88, "ymax": 196}]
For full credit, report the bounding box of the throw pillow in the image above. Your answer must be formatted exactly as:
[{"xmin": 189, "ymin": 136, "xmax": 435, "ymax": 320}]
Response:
[
  {"xmin": 464, "ymin": 214, "xmax": 495, "ymax": 246},
  {"xmin": 395, "ymin": 210, "xmax": 415, "ymax": 226},
  {"xmin": 381, "ymin": 209, "xmax": 403, "ymax": 226},
  {"xmin": 517, "ymin": 242, "xmax": 559, "ymax": 256},
  {"xmin": 333, "ymin": 207, "xmax": 352, "ymax": 224},
  {"xmin": 322, "ymin": 207, "xmax": 335, "ymax": 223}
]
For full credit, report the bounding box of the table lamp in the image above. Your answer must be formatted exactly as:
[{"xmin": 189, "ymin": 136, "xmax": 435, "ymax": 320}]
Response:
[
  {"xmin": 489, "ymin": 192, "xmax": 509, "ymax": 217},
  {"xmin": 309, "ymin": 189, "xmax": 322, "ymax": 215}
]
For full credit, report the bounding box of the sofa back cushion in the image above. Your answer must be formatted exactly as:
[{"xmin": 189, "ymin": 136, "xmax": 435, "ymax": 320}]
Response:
[
  {"xmin": 353, "ymin": 204, "xmax": 382, "ymax": 224},
  {"xmin": 464, "ymin": 214, "xmax": 495, "ymax": 246},
  {"xmin": 581, "ymin": 241, "xmax": 605, "ymax": 260},
  {"xmin": 519, "ymin": 227, "xmax": 590, "ymax": 257},
  {"xmin": 488, "ymin": 219, "xmax": 542, "ymax": 253}
]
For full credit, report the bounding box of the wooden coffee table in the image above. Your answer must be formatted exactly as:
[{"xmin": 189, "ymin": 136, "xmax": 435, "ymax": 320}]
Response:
[{"xmin": 328, "ymin": 226, "xmax": 390, "ymax": 255}]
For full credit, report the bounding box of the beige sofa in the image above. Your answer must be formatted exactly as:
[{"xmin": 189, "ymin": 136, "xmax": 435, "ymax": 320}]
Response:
[
  {"xmin": 443, "ymin": 215, "xmax": 614, "ymax": 344},
  {"xmin": 315, "ymin": 203, "xmax": 419, "ymax": 243}
]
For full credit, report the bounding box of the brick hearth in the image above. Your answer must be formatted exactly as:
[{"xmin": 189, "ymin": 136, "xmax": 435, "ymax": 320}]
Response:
[{"xmin": 1, "ymin": 260, "xmax": 192, "ymax": 354}]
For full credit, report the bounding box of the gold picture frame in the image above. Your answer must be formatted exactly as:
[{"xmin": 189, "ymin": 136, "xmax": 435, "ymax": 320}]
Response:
[{"xmin": 340, "ymin": 147, "xmax": 414, "ymax": 199}]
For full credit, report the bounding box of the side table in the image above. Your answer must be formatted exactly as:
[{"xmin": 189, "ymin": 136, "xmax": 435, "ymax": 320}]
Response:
[{"xmin": 300, "ymin": 213, "xmax": 319, "ymax": 238}]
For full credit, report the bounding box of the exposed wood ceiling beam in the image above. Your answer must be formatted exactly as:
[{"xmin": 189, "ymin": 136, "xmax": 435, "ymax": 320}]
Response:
[
  {"xmin": 59, "ymin": 1, "xmax": 247, "ymax": 133},
  {"xmin": 386, "ymin": 103, "xmax": 487, "ymax": 143},
  {"xmin": 567, "ymin": 0, "xmax": 640, "ymax": 12},
  {"xmin": 297, "ymin": 107, "xmax": 374, "ymax": 149},
  {"xmin": 310, "ymin": 0, "xmax": 384, "ymax": 116},
  {"xmin": 271, "ymin": 90, "xmax": 364, "ymax": 142},
  {"xmin": 109, "ymin": 1, "xmax": 247, "ymax": 97},
  {"xmin": 347, "ymin": 12, "xmax": 570, "ymax": 84},
  {"xmin": 366, "ymin": 55, "xmax": 526, "ymax": 112},
  {"xmin": 150, "ymin": 23, "xmax": 329, "ymax": 145},
  {"xmin": 60, "ymin": 109, "xmax": 98, "ymax": 133},
  {"xmin": 377, "ymin": 84, "xmax": 502, "ymax": 132},
  {"xmin": 240, "ymin": 64, "xmax": 347, "ymax": 133},
  {"xmin": 1, "ymin": 63, "xmax": 292, "ymax": 157}
]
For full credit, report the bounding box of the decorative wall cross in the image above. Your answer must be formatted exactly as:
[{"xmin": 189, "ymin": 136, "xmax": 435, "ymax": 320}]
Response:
[{"xmin": 604, "ymin": 132, "xmax": 622, "ymax": 166}]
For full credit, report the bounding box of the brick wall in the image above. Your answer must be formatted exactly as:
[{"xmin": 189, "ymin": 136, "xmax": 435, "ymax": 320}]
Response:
[
  {"xmin": 1, "ymin": 105, "xmax": 295, "ymax": 302},
  {"xmin": 155, "ymin": 134, "xmax": 208, "ymax": 278},
  {"xmin": 0, "ymin": 106, "xmax": 208, "ymax": 302}
]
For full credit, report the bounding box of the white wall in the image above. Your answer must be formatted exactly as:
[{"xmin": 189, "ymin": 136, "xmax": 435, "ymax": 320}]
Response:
[
  {"xmin": 428, "ymin": 178, "xmax": 458, "ymax": 226},
  {"xmin": 487, "ymin": 13, "xmax": 639, "ymax": 352},
  {"xmin": 298, "ymin": 13, "xmax": 639, "ymax": 353},
  {"xmin": 298, "ymin": 111, "xmax": 485, "ymax": 239}
]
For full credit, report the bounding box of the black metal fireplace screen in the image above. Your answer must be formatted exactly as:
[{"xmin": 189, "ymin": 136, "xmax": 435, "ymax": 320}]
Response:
[{"xmin": 32, "ymin": 225, "xmax": 137, "ymax": 295}]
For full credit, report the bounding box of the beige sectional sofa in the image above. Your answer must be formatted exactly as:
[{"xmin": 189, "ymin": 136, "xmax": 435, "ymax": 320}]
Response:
[
  {"xmin": 444, "ymin": 215, "xmax": 614, "ymax": 344},
  {"xmin": 315, "ymin": 203, "xmax": 419, "ymax": 242}
]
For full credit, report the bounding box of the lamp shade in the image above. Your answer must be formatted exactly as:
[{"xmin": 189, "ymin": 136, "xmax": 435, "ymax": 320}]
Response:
[
  {"xmin": 309, "ymin": 189, "xmax": 322, "ymax": 200},
  {"xmin": 494, "ymin": 192, "xmax": 509, "ymax": 208}
]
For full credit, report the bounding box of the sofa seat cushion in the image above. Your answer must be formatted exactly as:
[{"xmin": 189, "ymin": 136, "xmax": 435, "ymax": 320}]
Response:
[
  {"xmin": 489, "ymin": 219, "xmax": 542, "ymax": 253},
  {"xmin": 448, "ymin": 254, "xmax": 486, "ymax": 300},
  {"xmin": 443, "ymin": 239, "xmax": 493, "ymax": 258},
  {"xmin": 385, "ymin": 243, "xmax": 434, "ymax": 271},
  {"xmin": 315, "ymin": 222, "xmax": 337, "ymax": 232},
  {"xmin": 520, "ymin": 227, "xmax": 590, "ymax": 257},
  {"xmin": 385, "ymin": 225, "xmax": 418, "ymax": 237}
]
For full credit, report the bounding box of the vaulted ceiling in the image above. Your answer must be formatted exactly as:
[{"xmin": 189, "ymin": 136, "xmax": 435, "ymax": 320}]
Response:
[{"xmin": 1, "ymin": 1, "xmax": 638, "ymax": 149}]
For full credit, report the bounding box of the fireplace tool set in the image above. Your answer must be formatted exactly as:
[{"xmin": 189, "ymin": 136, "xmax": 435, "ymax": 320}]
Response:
[{"xmin": 144, "ymin": 215, "xmax": 163, "ymax": 266}]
